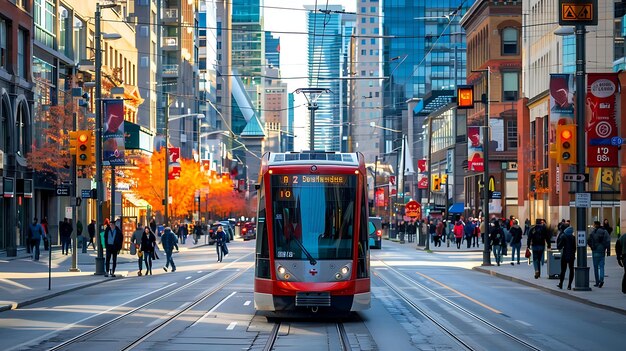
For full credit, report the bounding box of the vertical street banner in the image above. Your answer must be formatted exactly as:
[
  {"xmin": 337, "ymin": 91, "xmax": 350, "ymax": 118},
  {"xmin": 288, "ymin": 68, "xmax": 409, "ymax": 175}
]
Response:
[
  {"xmin": 549, "ymin": 74, "xmax": 575, "ymax": 143},
  {"xmin": 467, "ymin": 126, "xmax": 484, "ymax": 172},
  {"xmin": 586, "ymin": 73, "xmax": 619, "ymax": 168},
  {"xmin": 168, "ymin": 147, "xmax": 181, "ymax": 180},
  {"xmin": 389, "ymin": 175, "xmax": 396, "ymax": 196},
  {"xmin": 375, "ymin": 188, "xmax": 385, "ymax": 207},
  {"xmin": 102, "ymin": 99, "xmax": 125, "ymax": 165},
  {"xmin": 417, "ymin": 159, "xmax": 428, "ymax": 189}
]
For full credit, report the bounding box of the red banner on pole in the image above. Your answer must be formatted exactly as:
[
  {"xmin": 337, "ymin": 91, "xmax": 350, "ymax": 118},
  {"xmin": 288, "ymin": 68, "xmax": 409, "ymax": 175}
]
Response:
[
  {"xmin": 586, "ymin": 73, "xmax": 619, "ymax": 167},
  {"xmin": 168, "ymin": 147, "xmax": 181, "ymax": 179},
  {"xmin": 467, "ymin": 126, "xmax": 484, "ymax": 172},
  {"xmin": 417, "ymin": 159, "xmax": 428, "ymax": 189}
]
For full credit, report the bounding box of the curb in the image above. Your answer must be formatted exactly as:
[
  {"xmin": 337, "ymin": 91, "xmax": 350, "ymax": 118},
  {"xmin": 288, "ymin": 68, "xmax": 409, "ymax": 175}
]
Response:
[
  {"xmin": 472, "ymin": 266, "xmax": 626, "ymax": 316},
  {"xmin": 0, "ymin": 277, "xmax": 114, "ymax": 313}
]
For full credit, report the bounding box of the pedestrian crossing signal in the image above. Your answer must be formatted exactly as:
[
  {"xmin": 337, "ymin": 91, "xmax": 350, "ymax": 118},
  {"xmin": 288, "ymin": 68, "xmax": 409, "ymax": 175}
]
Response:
[{"xmin": 457, "ymin": 85, "xmax": 474, "ymax": 109}]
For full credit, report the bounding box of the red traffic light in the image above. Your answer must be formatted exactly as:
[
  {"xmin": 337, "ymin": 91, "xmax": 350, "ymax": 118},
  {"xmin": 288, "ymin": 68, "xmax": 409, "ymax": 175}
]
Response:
[
  {"xmin": 560, "ymin": 129, "xmax": 572, "ymax": 141},
  {"xmin": 78, "ymin": 133, "xmax": 88, "ymax": 143}
]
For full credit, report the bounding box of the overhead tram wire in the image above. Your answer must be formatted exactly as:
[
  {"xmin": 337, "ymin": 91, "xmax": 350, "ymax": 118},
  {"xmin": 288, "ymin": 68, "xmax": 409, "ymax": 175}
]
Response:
[{"xmin": 314, "ymin": 0, "xmax": 331, "ymax": 85}]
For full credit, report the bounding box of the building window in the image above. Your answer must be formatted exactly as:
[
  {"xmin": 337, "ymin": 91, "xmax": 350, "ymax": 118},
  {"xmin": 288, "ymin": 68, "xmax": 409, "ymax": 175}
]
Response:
[
  {"xmin": 507, "ymin": 120, "xmax": 518, "ymax": 149},
  {"xmin": 502, "ymin": 27, "xmax": 518, "ymax": 55},
  {"xmin": 34, "ymin": 0, "xmax": 56, "ymax": 47},
  {"xmin": 370, "ymin": 38, "xmax": 376, "ymax": 45},
  {"xmin": 361, "ymin": 49, "xmax": 366, "ymax": 55},
  {"xmin": 361, "ymin": 17, "xmax": 366, "ymax": 23},
  {"xmin": 370, "ymin": 17, "xmax": 375, "ymax": 23},
  {"xmin": 502, "ymin": 72, "xmax": 519, "ymax": 101},
  {"xmin": 17, "ymin": 29, "xmax": 26, "ymax": 77},
  {"xmin": 0, "ymin": 19, "xmax": 6, "ymax": 69}
]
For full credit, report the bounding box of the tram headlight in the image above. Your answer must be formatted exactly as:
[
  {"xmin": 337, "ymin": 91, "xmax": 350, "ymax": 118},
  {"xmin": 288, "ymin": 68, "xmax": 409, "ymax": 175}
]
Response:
[
  {"xmin": 335, "ymin": 273, "xmax": 343, "ymax": 280},
  {"xmin": 277, "ymin": 266, "xmax": 286, "ymax": 275},
  {"xmin": 341, "ymin": 266, "xmax": 350, "ymax": 275}
]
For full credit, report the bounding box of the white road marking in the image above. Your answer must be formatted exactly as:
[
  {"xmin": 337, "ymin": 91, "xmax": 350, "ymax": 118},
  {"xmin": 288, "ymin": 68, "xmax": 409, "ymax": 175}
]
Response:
[
  {"xmin": 186, "ymin": 276, "xmax": 192, "ymax": 280},
  {"xmin": 516, "ymin": 320, "xmax": 532, "ymax": 327},
  {"xmin": 191, "ymin": 291, "xmax": 238, "ymax": 327},
  {"xmin": 227, "ymin": 322, "xmax": 237, "ymax": 330},
  {"xmin": 197, "ymin": 271, "xmax": 203, "ymax": 273},
  {"xmin": 244, "ymin": 300, "xmax": 251, "ymax": 306},
  {"xmin": 7, "ymin": 282, "xmax": 177, "ymax": 351}
]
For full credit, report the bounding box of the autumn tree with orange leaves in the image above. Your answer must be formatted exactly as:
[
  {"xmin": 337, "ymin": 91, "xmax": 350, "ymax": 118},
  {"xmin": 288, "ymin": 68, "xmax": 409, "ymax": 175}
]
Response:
[{"xmin": 128, "ymin": 149, "xmax": 248, "ymax": 220}]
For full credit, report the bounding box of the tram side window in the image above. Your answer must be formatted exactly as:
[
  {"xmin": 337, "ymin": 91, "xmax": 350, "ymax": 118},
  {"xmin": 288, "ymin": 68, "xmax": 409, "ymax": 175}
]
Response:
[
  {"xmin": 256, "ymin": 189, "xmax": 271, "ymax": 278},
  {"xmin": 357, "ymin": 189, "xmax": 369, "ymax": 278}
]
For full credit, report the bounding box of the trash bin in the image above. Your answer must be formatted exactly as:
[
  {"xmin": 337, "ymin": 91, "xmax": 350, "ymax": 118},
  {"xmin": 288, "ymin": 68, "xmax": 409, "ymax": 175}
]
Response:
[{"xmin": 546, "ymin": 249, "xmax": 561, "ymax": 279}]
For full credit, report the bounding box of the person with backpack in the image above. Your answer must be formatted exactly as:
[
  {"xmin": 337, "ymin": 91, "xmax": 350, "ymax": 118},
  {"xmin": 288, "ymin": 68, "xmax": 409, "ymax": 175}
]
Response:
[
  {"xmin": 527, "ymin": 219, "xmax": 550, "ymax": 279},
  {"xmin": 589, "ymin": 221, "xmax": 611, "ymax": 288},
  {"xmin": 509, "ymin": 220, "xmax": 523, "ymax": 265},
  {"xmin": 161, "ymin": 226, "xmax": 179, "ymax": 272},
  {"xmin": 453, "ymin": 220, "xmax": 464, "ymax": 249},
  {"xmin": 28, "ymin": 218, "xmax": 45, "ymax": 261},
  {"xmin": 557, "ymin": 226, "xmax": 576, "ymax": 290},
  {"xmin": 489, "ymin": 220, "xmax": 505, "ymax": 266}
]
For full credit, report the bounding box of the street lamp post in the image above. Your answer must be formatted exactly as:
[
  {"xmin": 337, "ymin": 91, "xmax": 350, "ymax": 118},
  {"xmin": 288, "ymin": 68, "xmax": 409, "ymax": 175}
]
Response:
[{"xmin": 94, "ymin": 2, "xmax": 119, "ymax": 275}]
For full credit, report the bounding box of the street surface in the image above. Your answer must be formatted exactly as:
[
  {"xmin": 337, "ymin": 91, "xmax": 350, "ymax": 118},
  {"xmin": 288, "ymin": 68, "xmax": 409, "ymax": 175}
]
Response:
[{"xmin": 1, "ymin": 237, "xmax": 624, "ymax": 350}]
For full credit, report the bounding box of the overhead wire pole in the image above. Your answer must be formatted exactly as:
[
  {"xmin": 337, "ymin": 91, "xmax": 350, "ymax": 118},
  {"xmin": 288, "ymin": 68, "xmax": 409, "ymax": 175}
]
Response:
[{"xmin": 295, "ymin": 88, "xmax": 330, "ymax": 151}]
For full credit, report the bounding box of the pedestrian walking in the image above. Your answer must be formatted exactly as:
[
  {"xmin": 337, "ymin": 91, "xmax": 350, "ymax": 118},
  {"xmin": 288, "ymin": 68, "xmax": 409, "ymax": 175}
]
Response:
[
  {"xmin": 59, "ymin": 218, "xmax": 73, "ymax": 255},
  {"xmin": 524, "ymin": 218, "xmax": 530, "ymax": 236},
  {"xmin": 87, "ymin": 219, "xmax": 96, "ymax": 250},
  {"xmin": 480, "ymin": 219, "xmax": 486, "ymax": 244},
  {"xmin": 603, "ymin": 219, "xmax": 613, "ymax": 236},
  {"xmin": 131, "ymin": 225, "xmax": 144, "ymax": 276},
  {"xmin": 527, "ymin": 219, "xmax": 550, "ymax": 279},
  {"xmin": 28, "ymin": 218, "xmax": 44, "ymax": 261},
  {"xmin": 40, "ymin": 217, "xmax": 49, "ymax": 251},
  {"xmin": 193, "ymin": 222, "xmax": 203, "ymax": 244},
  {"xmin": 453, "ymin": 220, "xmax": 464, "ymax": 249},
  {"xmin": 104, "ymin": 220, "xmax": 123, "ymax": 277},
  {"xmin": 616, "ymin": 233, "xmax": 626, "ymax": 294},
  {"xmin": 588, "ymin": 221, "xmax": 611, "ymax": 288},
  {"xmin": 177, "ymin": 223, "xmax": 188, "ymax": 245},
  {"xmin": 557, "ymin": 226, "xmax": 576, "ymax": 290},
  {"xmin": 490, "ymin": 221, "xmax": 505, "ymax": 266},
  {"xmin": 509, "ymin": 220, "xmax": 523, "ymax": 265},
  {"xmin": 429, "ymin": 220, "xmax": 436, "ymax": 244},
  {"xmin": 141, "ymin": 226, "xmax": 157, "ymax": 275},
  {"xmin": 464, "ymin": 219, "xmax": 475, "ymax": 249},
  {"xmin": 434, "ymin": 221, "xmax": 444, "ymax": 247},
  {"xmin": 149, "ymin": 217, "xmax": 157, "ymax": 236},
  {"xmin": 215, "ymin": 225, "xmax": 229, "ymax": 261},
  {"xmin": 161, "ymin": 227, "xmax": 178, "ymax": 272}
]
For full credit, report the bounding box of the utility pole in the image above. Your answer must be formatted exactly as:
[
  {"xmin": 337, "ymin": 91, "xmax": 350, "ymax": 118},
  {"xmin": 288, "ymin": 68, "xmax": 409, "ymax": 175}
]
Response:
[
  {"xmin": 573, "ymin": 24, "xmax": 590, "ymax": 291},
  {"xmin": 296, "ymin": 88, "xmax": 330, "ymax": 151},
  {"xmin": 482, "ymin": 67, "xmax": 491, "ymax": 266}
]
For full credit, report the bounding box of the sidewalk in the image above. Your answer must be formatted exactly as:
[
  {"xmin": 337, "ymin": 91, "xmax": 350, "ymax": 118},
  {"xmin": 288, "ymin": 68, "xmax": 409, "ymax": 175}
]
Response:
[
  {"xmin": 404, "ymin": 236, "xmax": 626, "ymax": 315},
  {"xmin": 0, "ymin": 238, "xmax": 208, "ymax": 312}
]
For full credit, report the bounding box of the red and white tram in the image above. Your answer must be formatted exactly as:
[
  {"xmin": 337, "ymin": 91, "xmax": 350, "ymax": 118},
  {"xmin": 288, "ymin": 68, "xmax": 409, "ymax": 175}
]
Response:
[{"xmin": 254, "ymin": 151, "xmax": 371, "ymax": 313}]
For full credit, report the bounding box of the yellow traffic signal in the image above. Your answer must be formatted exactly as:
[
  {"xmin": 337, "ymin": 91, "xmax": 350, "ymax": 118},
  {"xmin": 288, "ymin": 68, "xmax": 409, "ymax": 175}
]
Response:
[
  {"xmin": 69, "ymin": 131, "xmax": 78, "ymax": 156},
  {"xmin": 76, "ymin": 130, "xmax": 92, "ymax": 166},
  {"xmin": 556, "ymin": 124, "xmax": 577, "ymax": 164},
  {"xmin": 433, "ymin": 175, "xmax": 441, "ymax": 191},
  {"xmin": 457, "ymin": 85, "xmax": 474, "ymax": 109}
]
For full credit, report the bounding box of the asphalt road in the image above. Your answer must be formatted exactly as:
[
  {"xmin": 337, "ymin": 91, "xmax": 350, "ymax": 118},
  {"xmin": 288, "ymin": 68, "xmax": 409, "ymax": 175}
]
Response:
[{"xmin": 0, "ymin": 240, "xmax": 623, "ymax": 351}]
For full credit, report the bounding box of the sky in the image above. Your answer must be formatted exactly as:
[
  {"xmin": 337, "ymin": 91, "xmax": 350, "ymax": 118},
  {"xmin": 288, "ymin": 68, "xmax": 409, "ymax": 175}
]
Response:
[{"xmin": 263, "ymin": 1, "xmax": 356, "ymax": 151}]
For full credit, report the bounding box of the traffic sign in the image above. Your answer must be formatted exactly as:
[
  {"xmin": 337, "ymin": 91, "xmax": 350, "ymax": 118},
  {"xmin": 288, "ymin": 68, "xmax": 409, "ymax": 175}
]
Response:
[
  {"xmin": 610, "ymin": 136, "xmax": 623, "ymax": 146},
  {"xmin": 575, "ymin": 193, "xmax": 591, "ymax": 208},
  {"xmin": 563, "ymin": 173, "xmax": 589, "ymax": 182},
  {"xmin": 559, "ymin": 0, "xmax": 597, "ymax": 26},
  {"xmin": 81, "ymin": 189, "xmax": 92, "ymax": 198},
  {"xmin": 56, "ymin": 185, "xmax": 70, "ymax": 196}
]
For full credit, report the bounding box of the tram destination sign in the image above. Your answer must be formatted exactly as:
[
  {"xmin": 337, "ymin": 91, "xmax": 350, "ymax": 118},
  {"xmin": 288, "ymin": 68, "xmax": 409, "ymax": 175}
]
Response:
[
  {"xmin": 276, "ymin": 174, "xmax": 349, "ymax": 186},
  {"xmin": 559, "ymin": 0, "xmax": 598, "ymax": 26}
]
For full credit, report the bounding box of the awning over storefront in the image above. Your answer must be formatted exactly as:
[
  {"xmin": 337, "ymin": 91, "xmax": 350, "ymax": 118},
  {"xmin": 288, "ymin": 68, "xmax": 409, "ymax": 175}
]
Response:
[
  {"xmin": 449, "ymin": 203, "xmax": 465, "ymax": 213},
  {"xmin": 124, "ymin": 193, "xmax": 150, "ymax": 208}
]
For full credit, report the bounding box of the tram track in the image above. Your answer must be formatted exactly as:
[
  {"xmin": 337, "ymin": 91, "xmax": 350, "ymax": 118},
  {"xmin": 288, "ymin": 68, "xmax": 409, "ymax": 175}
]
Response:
[
  {"xmin": 263, "ymin": 321, "xmax": 352, "ymax": 351},
  {"xmin": 374, "ymin": 260, "xmax": 543, "ymax": 351},
  {"xmin": 48, "ymin": 254, "xmax": 253, "ymax": 351}
]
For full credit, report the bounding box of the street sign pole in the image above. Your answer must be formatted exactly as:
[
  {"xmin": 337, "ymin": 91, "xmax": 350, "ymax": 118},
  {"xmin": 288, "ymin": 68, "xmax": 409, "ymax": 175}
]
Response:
[{"xmin": 574, "ymin": 24, "xmax": 591, "ymax": 291}]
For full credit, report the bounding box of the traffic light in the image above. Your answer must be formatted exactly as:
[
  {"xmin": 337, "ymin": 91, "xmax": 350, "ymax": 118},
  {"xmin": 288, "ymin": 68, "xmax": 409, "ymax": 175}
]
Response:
[
  {"xmin": 432, "ymin": 175, "xmax": 441, "ymax": 191},
  {"xmin": 76, "ymin": 130, "xmax": 92, "ymax": 166},
  {"xmin": 69, "ymin": 131, "xmax": 78, "ymax": 156},
  {"xmin": 556, "ymin": 124, "xmax": 577, "ymax": 164},
  {"xmin": 456, "ymin": 85, "xmax": 474, "ymax": 109}
]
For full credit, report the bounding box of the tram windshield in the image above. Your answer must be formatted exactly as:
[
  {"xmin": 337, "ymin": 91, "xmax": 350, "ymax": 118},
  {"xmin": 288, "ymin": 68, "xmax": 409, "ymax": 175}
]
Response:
[{"xmin": 271, "ymin": 174, "xmax": 357, "ymax": 260}]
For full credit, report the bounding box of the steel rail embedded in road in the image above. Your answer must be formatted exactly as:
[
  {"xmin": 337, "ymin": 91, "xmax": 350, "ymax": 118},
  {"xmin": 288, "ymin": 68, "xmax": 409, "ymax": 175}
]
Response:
[
  {"xmin": 373, "ymin": 259, "xmax": 543, "ymax": 351},
  {"xmin": 263, "ymin": 322, "xmax": 281, "ymax": 351},
  {"xmin": 48, "ymin": 253, "xmax": 253, "ymax": 351},
  {"xmin": 122, "ymin": 263, "xmax": 254, "ymax": 350},
  {"xmin": 336, "ymin": 322, "xmax": 352, "ymax": 351},
  {"xmin": 262, "ymin": 321, "xmax": 352, "ymax": 351}
]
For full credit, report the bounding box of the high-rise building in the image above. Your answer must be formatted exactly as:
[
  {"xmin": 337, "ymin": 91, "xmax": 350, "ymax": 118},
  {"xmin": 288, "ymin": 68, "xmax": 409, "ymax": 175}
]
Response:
[
  {"xmin": 304, "ymin": 4, "xmax": 350, "ymax": 151},
  {"xmin": 198, "ymin": 0, "xmax": 219, "ymax": 161},
  {"xmin": 265, "ymin": 31, "xmax": 280, "ymax": 69},
  {"xmin": 351, "ymin": 0, "xmax": 383, "ymax": 162},
  {"xmin": 157, "ymin": 0, "xmax": 200, "ymax": 160},
  {"xmin": 383, "ymin": 1, "xmax": 473, "ymax": 159}
]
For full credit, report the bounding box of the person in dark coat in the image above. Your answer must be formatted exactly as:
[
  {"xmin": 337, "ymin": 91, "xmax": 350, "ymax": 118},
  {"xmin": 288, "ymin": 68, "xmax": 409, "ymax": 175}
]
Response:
[
  {"xmin": 28, "ymin": 218, "xmax": 45, "ymax": 261},
  {"xmin": 141, "ymin": 226, "xmax": 157, "ymax": 275},
  {"xmin": 59, "ymin": 218, "xmax": 73, "ymax": 255},
  {"xmin": 616, "ymin": 233, "xmax": 626, "ymax": 294},
  {"xmin": 489, "ymin": 221, "xmax": 505, "ymax": 266},
  {"xmin": 589, "ymin": 221, "xmax": 611, "ymax": 287},
  {"xmin": 131, "ymin": 225, "xmax": 144, "ymax": 276},
  {"xmin": 161, "ymin": 227, "xmax": 178, "ymax": 272},
  {"xmin": 215, "ymin": 225, "xmax": 229, "ymax": 261},
  {"xmin": 149, "ymin": 218, "xmax": 157, "ymax": 236},
  {"xmin": 104, "ymin": 221, "xmax": 123, "ymax": 277},
  {"xmin": 527, "ymin": 219, "xmax": 550, "ymax": 279},
  {"xmin": 509, "ymin": 220, "xmax": 523, "ymax": 265},
  {"xmin": 87, "ymin": 219, "xmax": 96, "ymax": 250},
  {"xmin": 557, "ymin": 226, "xmax": 576, "ymax": 290},
  {"xmin": 603, "ymin": 219, "xmax": 613, "ymax": 236}
]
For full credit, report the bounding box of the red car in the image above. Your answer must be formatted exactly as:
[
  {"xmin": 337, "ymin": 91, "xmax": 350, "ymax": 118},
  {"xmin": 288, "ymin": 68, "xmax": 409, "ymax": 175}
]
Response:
[{"xmin": 240, "ymin": 222, "xmax": 256, "ymax": 241}]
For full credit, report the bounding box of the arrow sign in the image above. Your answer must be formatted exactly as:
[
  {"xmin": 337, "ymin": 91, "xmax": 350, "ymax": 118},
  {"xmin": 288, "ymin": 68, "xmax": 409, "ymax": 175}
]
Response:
[
  {"xmin": 559, "ymin": 0, "xmax": 597, "ymax": 25},
  {"xmin": 563, "ymin": 173, "xmax": 589, "ymax": 182}
]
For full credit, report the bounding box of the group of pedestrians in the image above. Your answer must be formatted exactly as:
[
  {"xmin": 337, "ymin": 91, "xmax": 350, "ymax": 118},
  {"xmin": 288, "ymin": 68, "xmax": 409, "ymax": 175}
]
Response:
[{"xmin": 130, "ymin": 222, "xmax": 179, "ymax": 276}]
